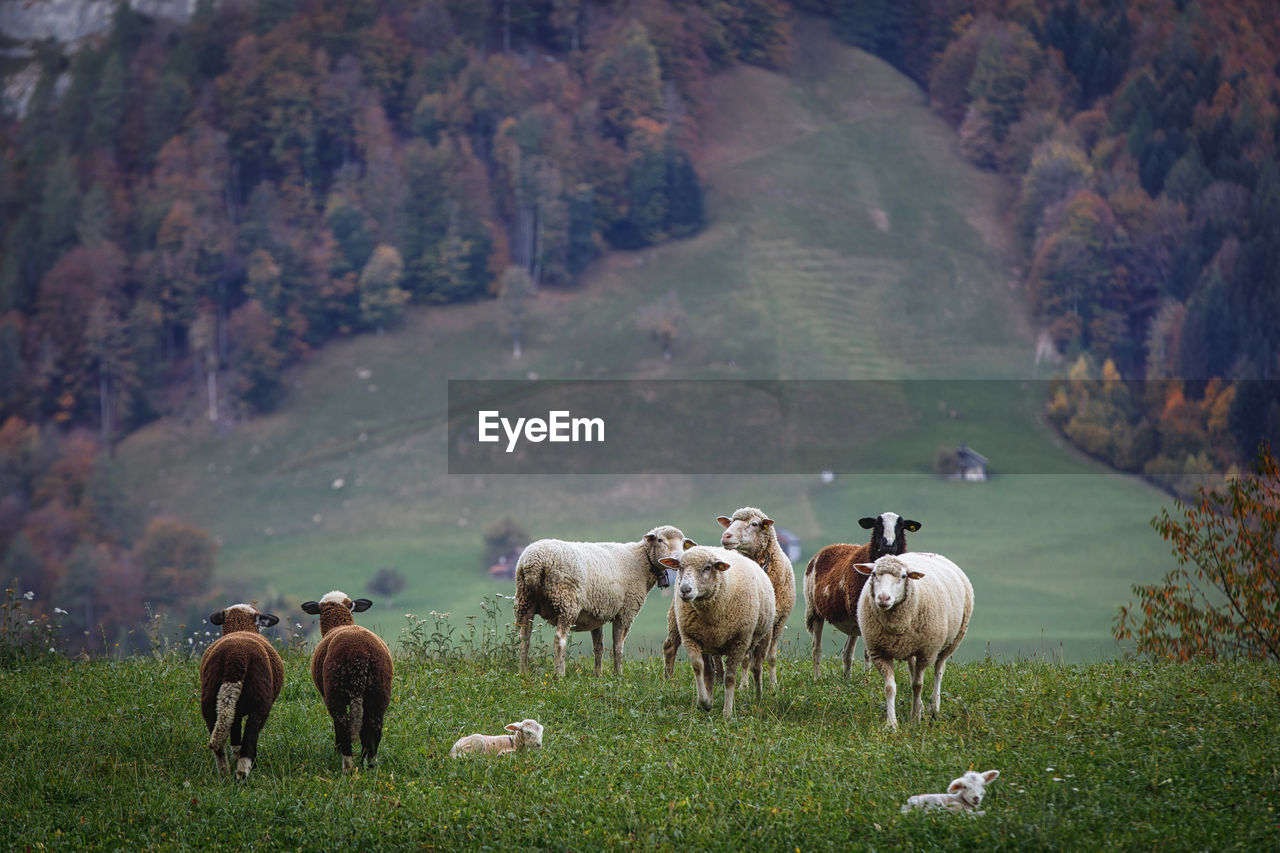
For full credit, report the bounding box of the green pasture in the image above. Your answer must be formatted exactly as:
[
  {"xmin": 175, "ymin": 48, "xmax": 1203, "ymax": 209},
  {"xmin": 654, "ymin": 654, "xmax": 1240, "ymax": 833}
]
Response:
[
  {"xmin": 118, "ymin": 24, "xmax": 1175, "ymax": 664},
  {"xmin": 2, "ymin": 651, "xmax": 1276, "ymax": 851}
]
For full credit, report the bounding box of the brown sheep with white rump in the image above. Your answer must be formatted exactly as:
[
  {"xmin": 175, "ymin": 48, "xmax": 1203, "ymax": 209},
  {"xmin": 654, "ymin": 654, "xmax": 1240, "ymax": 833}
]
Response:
[
  {"xmin": 199, "ymin": 603, "xmax": 284, "ymax": 780},
  {"xmin": 301, "ymin": 591, "xmax": 394, "ymax": 772}
]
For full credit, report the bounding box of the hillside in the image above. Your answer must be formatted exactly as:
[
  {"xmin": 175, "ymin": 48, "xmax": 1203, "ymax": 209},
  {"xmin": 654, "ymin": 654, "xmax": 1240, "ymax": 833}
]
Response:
[{"xmin": 117, "ymin": 21, "xmax": 1173, "ymax": 663}]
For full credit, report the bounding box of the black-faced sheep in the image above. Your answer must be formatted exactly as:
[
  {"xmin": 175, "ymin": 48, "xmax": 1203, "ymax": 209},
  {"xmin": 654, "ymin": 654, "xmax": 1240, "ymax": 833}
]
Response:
[
  {"xmin": 199, "ymin": 604, "xmax": 284, "ymax": 780},
  {"xmin": 515, "ymin": 524, "xmax": 685, "ymax": 678},
  {"xmin": 902, "ymin": 769, "xmax": 1000, "ymax": 814},
  {"xmin": 855, "ymin": 552, "xmax": 973, "ymax": 730},
  {"xmin": 659, "ymin": 544, "xmax": 775, "ymax": 718},
  {"xmin": 803, "ymin": 512, "xmax": 920, "ymax": 679},
  {"xmin": 300, "ymin": 591, "xmax": 394, "ymax": 772},
  {"xmin": 662, "ymin": 508, "xmax": 795, "ymax": 690},
  {"xmin": 449, "ymin": 719, "xmax": 544, "ymax": 757}
]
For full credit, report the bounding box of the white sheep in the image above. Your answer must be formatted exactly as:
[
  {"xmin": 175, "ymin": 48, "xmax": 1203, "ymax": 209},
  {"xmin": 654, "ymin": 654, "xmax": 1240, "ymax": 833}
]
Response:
[
  {"xmin": 902, "ymin": 769, "xmax": 1000, "ymax": 814},
  {"xmin": 659, "ymin": 544, "xmax": 775, "ymax": 717},
  {"xmin": 854, "ymin": 552, "xmax": 973, "ymax": 730},
  {"xmin": 662, "ymin": 508, "xmax": 795, "ymax": 690},
  {"xmin": 449, "ymin": 719, "xmax": 544, "ymax": 757},
  {"xmin": 515, "ymin": 524, "xmax": 686, "ymax": 679}
]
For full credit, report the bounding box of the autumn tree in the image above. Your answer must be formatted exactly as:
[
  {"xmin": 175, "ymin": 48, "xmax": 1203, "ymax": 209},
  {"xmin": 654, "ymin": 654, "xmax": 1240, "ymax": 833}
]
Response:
[{"xmin": 1115, "ymin": 443, "xmax": 1280, "ymax": 661}]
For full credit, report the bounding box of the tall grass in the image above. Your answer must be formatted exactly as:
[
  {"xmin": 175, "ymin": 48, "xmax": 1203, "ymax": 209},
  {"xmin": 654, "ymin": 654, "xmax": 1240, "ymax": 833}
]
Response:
[{"xmin": 2, "ymin": 599, "xmax": 1276, "ymax": 851}]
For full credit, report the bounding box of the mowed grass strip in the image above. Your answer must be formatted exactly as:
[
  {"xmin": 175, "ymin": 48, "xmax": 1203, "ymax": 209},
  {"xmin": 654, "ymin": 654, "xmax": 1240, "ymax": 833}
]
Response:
[{"xmin": 1, "ymin": 651, "xmax": 1276, "ymax": 851}]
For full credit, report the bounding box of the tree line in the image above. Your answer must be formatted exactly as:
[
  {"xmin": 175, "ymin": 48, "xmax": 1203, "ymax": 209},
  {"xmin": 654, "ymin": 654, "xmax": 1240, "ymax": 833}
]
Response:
[{"xmin": 804, "ymin": 0, "xmax": 1280, "ymax": 487}]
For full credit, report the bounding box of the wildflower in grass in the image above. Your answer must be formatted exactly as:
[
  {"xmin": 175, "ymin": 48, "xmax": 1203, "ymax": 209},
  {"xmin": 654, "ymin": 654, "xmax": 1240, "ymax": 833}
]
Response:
[
  {"xmin": 23, "ymin": 591, "xmax": 34, "ymax": 600},
  {"xmin": 54, "ymin": 607, "xmax": 67, "ymax": 615}
]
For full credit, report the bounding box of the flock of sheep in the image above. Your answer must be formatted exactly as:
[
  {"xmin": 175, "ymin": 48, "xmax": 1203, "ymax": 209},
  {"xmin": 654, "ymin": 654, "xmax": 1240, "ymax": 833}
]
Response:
[{"xmin": 197, "ymin": 506, "xmax": 993, "ymax": 810}]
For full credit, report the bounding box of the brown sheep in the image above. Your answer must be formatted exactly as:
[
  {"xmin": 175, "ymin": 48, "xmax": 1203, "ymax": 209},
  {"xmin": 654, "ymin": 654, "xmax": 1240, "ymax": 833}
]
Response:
[
  {"xmin": 803, "ymin": 512, "xmax": 920, "ymax": 679},
  {"xmin": 199, "ymin": 604, "xmax": 284, "ymax": 780},
  {"xmin": 300, "ymin": 591, "xmax": 394, "ymax": 772}
]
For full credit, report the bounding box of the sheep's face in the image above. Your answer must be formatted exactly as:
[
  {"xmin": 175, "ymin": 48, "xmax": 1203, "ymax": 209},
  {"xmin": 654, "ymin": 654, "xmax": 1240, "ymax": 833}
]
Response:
[
  {"xmin": 856, "ymin": 556, "xmax": 925, "ymax": 611},
  {"xmin": 506, "ymin": 719, "xmax": 543, "ymax": 749},
  {"xmin": 661, "ymin": 549, "xmax": 730, "ymax": 602},
  {"xmin": 717, "ymin": 509, "xmax": 773, "ymax": 558},
  {"xmin": 859, "ymin": 513, "xmax": 921, "ymax": 556},
  {"xmin": 644, "ymin": 525, "xmax": 687, "ymax": 589},
  {"xmin": 948, "ymin": 770, "xmax": 999, "ymax": 810},
  {"xmin": 301, "ymin": 591, "xmax": 374, "ymax": 634}
]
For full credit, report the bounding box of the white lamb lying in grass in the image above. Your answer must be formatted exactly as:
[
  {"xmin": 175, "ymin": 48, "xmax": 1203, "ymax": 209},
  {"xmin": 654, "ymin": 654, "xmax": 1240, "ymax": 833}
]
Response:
[
  {"xmin": 449, "ymin": 719, "xmax": 544, "ymax": 757},
  {"xmin": 902, "ymin": 769, "xmax": 1000, "ymax": 814}
]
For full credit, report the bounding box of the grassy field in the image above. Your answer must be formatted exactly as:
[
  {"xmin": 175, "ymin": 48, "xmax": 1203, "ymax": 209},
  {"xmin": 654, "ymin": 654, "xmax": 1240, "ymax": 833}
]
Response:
[
  {"xmin": 116, "ymin": 23, "xmax": 1175, "ymax": 663},
  {"xmin": 2, "ymin": 633, "xmax": 1277, "ymax": 851}
]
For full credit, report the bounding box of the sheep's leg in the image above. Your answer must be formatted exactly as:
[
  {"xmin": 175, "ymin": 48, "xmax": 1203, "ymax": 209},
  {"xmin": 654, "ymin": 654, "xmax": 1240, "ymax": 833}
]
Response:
[
  {"xmin": 908, "ymin": 656, "xmax": 925, "ymax": 724},
  {"xmin": 721, "ymin": 644, "xmax": 748, "ymax": 718},
  {"xmin": 686, "ymin": 641, "xmax": 713, "ymax": 711},
  {"xmin": 327, "ymin": 694, "xmax": 355, "ymax": 771},
  {"xmin": 810, "ymin": 618, "xmax": 824, "ymax": 679},
  {"xmin": 766, "ymin": 624, "xmax": 782, "ymax": 690},
  {"xmin": 361, "ymin": 699, "xmax": 387, "ymax": 768},
  {"xmin": 750, "ymin": 643, "xmax": 765, "ymax": 702},
  {"xmin": 553, "ymin": 616, "xmax": 572, "ymax": 679},
  {"xmin": 517, "ymin": 616, "xmax": 533, "ymax": 674},
  {"xmin": 590, "ymin": 627, "xmax": 604, "ymax": 676},
  {"xmin": 841, "ymin": 635, "xmax": 857, "ymax": 678},
  {"xmin": 237, "ymin": 712, "xmax": 267, "ymax": 781},
  {"xmin": 611, "ymin": 620, "xmax": 628, "ymax": 676},
  {"xmin": 873, "ymin": 656, "xmax": 898, "ymax": 730},
  {"xmin": 661, "ymin": 604, "xmax": 681, "ymax": 680},
  {"xmin": 930, "ymin": 656, "xmax": 948, "ymax": 718}
]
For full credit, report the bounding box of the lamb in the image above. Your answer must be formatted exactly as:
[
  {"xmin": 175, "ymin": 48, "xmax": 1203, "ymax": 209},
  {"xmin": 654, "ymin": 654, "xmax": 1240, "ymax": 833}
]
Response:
[
  {"xmin": 449, "ymin": 719, "xmax": 544, "ymax": 758},
  {"xmin": 804, "ymin": 512, "xmax": 920, "ymax": 679},
  {"xmin": 902, "ymin": 769, "xmax": 1000, "ymax": 814},
  {"xmin": 515, "ymin": 524, "xmax": 686, "ymax": 679},
  {"xmin": 662, "ymin": 508, "xmax": 795, "ymax": 690},
  {"xmin": 199, "ymin": 603, "xmax": 285, "ymax": 780},
  {"xmin": 300, "ymin": 591, "xmax": 394, "ymax": 772},
  {"xmin": 855, "ymin": 552, "xmax": 973, "ymax": 730},
  {"xmin": 659, "ymin": 544, "xmax": 775, "ymax": 717}
]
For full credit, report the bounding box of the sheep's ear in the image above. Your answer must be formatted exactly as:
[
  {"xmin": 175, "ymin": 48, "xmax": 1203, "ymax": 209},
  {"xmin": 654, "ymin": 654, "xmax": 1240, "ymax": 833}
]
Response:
[
  {"xmin": 907, "ymin": 571, "xmax": 925, "ymax": 580},
  {"xmin": 948, "ymin": 779, "xmax": 966, "ymax": 793},
  {"xmin": 760, "ymin": 517, "xmax": 774, "ymax": 529},
  {"xmin": 683, "ymin": 538, "xmax": 697, "ymax": 550},
  {"xmin": 659, "ymin": 556, "xmax": 680, "ymax": 569},
  {"xmin": 858, "ymin": 517, "xmax": 877, "ymax": 529},
  {"xmin": 644, "ymin": 533, "xmax": 657, "ymax": 543},
  {"xmin": 716, "ymin": 516, "xmax": 732, "ymax": 529},
  {"xmin": 981, "ymin": 770, "xmax": 999, "ymax": 782},
  {"xmin": 904, "ymin": 520, "xmax": 921, "ymax": 532},
  {"xmin": 257, "ymin": 613, "xmax": 280, "ymax": 628},
  {"xmin": 209, "ymin": 610, "xmax": 225, "ymax": 625},
  {"xmin": 300, "ymin": 601, "xmax": 322, "ymax": 615},
  {"xmin": 504, "ymin": 723, "xmax": 520, "ymax": 733},
  {"xmin": 352, "ymin": 599, "xmax": 373, "ymax": 612},
  {"xmin": 853, "ymin": 562, "xmax": 874, "ymax": 575},
  {"xmin": 713, "ymin": 560, "xmax": 731, "ymax": 572}
]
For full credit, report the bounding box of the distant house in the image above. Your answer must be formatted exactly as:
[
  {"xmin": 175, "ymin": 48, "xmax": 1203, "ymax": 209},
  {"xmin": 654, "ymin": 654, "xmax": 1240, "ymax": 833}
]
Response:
[
  {"xmin": 489, "ymin": 547, "xmax": 524, "ymax": 581},
  {"xmin": 776, "ymin": 528, "xmax": 803, "ymax": 564},
  {"xmin": 954, "ymin": 444, "xmax": 989, "ymax": 482}
]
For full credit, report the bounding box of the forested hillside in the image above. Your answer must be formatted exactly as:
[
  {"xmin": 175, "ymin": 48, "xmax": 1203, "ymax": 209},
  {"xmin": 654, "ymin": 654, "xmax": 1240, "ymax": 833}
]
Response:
[
  {"xmin": 2, "ymin": 0, "xmax": 1277, "ymax": 650},
  {"xmin": 808, "ymin": 0, "xmax": 1280, "ymax": 485}
]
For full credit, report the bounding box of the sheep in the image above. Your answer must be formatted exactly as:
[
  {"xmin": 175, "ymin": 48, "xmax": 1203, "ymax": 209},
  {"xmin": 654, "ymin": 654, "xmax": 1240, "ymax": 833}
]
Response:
[
  {"xmin": 854, "ymin": 552, "xmax": 973, "ymax": 730},
  {"xmin": 515, "ymin": 524, "xmax": 686, "ymax": 679},
  {"xmin": 804, "ymin": 512, "xmax": 920, "ymax": 679},
  {"xmin": 659, "ymin": 544, "xmax": 776, "ymax": 717},
  {"xmin": 199, "ymin": 603, "xmax": 284, "ymax": 780},
  {"xmin": 662, "ymin": 508, "xmax": 795, "ymax": 690},
  {"xmin": 449, "ymin": 719, "xmax": 544, "ymax": 758},
  {"xmin": 902, "ymin": 770, "xmax": 1000, "ymax": 814},
  {"xmin": 300, "ymin": 591, "xmax": 394, "ymax": 772}
]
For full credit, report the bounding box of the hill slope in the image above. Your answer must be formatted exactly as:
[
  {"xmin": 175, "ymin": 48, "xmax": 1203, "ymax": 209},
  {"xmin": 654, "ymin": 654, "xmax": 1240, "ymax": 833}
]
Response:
[{"xmin": 118, "ymin": 22, "xmax": 1172, "ymax": 662}]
